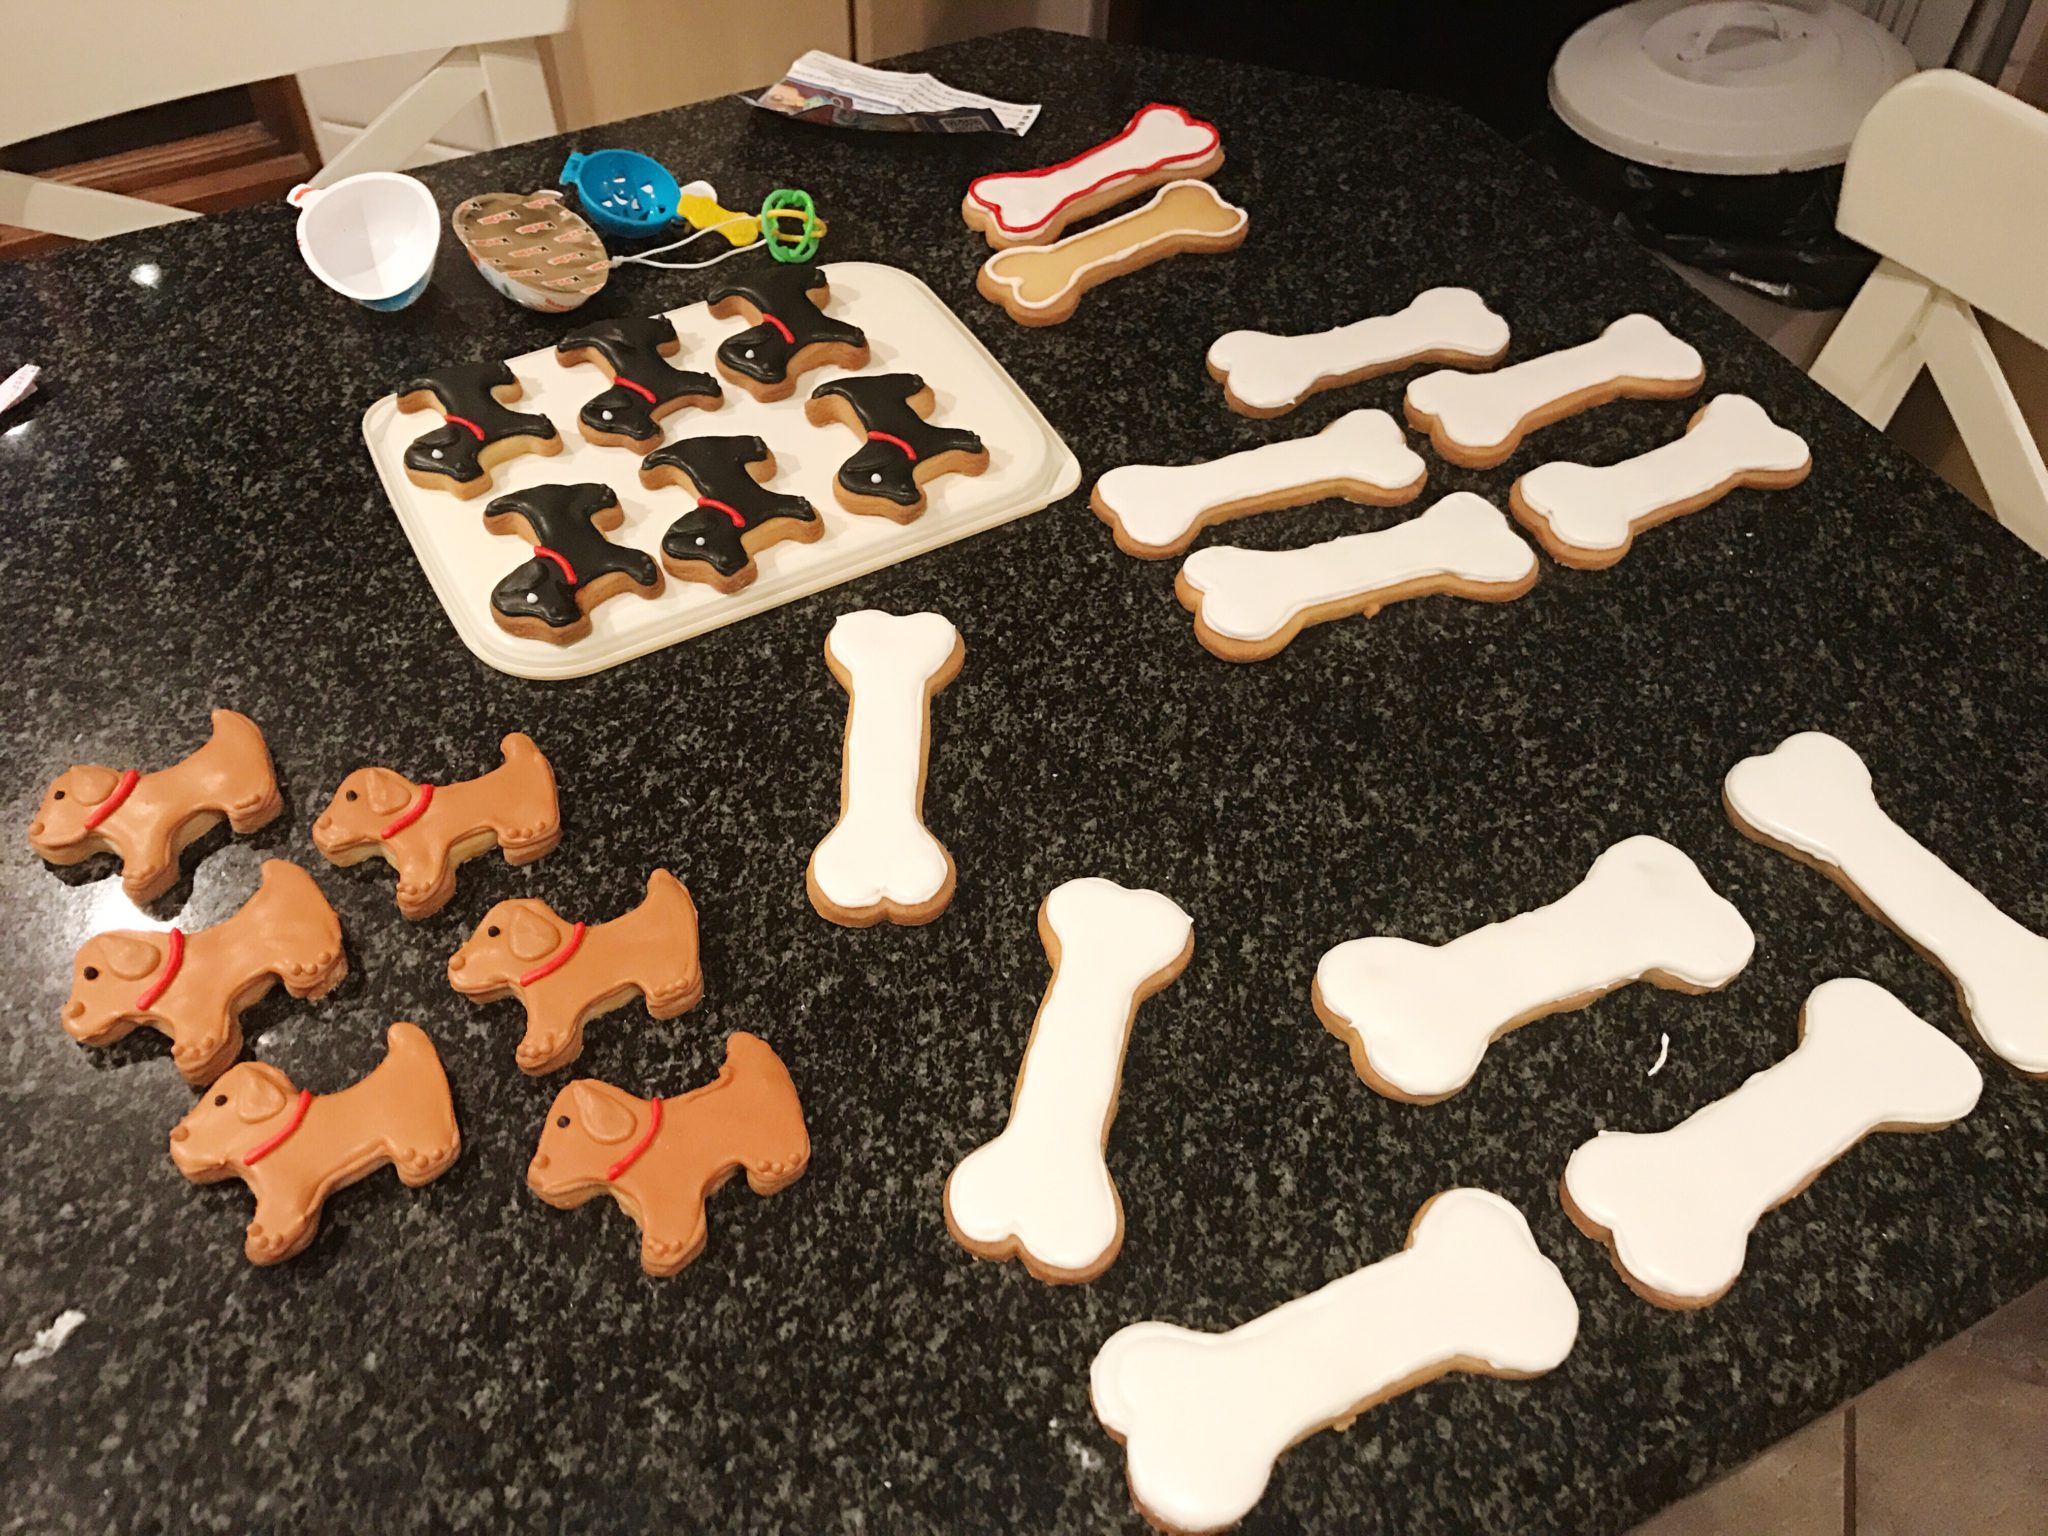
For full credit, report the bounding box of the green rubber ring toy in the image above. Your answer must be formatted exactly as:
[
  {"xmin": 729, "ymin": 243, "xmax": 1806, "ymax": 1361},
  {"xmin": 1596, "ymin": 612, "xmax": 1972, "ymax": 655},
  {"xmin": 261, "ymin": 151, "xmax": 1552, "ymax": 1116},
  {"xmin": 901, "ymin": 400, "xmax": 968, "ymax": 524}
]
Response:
[{"xmin": 760, "ymin": 188, "xmax": 822, "ymax": 263}]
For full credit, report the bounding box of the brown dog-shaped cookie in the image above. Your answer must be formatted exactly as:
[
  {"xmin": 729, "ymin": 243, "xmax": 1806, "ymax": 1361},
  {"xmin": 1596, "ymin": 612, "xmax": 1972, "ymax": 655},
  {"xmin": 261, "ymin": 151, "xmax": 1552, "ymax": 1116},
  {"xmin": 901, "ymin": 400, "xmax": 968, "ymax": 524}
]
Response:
[
  {"xmin": 64, "ymin": 859, "xmax": 346, "ymax": 1085},
  {"xmin": 526, "ymin": 1031, "xmax": 809, "ymax": 1276},
  {"xmin": 447, "ymin": 868, "xmax": 704, "ymax": 1075},
  {"xmin": 312, "ymin": 732, "xmax": 560, "ymax": 920},
  {"xmin": 28, "ymin": 709, "xmax": 282, "ymax": 903},
  {"xmin": 169, "ymin": 1021, "xmax": 460, "ymax": 1265}
]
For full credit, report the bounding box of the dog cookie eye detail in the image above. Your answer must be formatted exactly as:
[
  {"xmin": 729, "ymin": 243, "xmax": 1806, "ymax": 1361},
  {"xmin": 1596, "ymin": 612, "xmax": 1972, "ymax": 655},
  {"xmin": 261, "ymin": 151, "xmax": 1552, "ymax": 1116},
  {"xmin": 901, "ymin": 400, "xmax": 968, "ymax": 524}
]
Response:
[
  {"xmin": 345, "ymin": 790, "xmax": 357, "ymax": 801},
  {"xmin": 54, "ymin": 790, "xmax": 65, "ymax": 799},
  {"xmin": 214, "ymin": 1093, "xmax": 227, "ymax": 1106},
  {"xmin": 488, "ymin": 925, "xmax": 501, "ymax": 938},
  {"xmin": 557, "ymin": 1115, "xmax": 570, "ymax": 1128},
  {"xmin": 84, "ymin": 966, "xmax": 98, "ymax": 980}
]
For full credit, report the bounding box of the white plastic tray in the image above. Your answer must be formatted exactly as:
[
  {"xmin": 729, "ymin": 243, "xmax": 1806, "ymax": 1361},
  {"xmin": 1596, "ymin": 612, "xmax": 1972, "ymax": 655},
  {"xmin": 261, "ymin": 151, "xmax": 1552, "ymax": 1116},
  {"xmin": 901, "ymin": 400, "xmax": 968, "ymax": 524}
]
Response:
[{"xmin": 362, "ymin": 262, "xmax": 1080, "ymax": 680}]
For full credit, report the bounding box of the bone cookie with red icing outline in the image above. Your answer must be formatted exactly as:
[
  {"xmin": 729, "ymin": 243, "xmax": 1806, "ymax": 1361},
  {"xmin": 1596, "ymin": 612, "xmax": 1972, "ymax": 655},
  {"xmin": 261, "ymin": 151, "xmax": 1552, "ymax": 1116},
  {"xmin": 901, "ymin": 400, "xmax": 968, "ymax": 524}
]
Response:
[
  {"xmin": 977, "ymin": 179, "xmax": 1248, "ymax": 327},
  {"xmin": 64, "ymin": 859, "xmax": 346, "ymax": 1086},
  {"xmin": 169, "ymin": 1021, "xmax": 461, "ymax": 1265},
  {"xmin": 448, "ymin": 869, "xmax": 704, "ymax": 1075},
  {"xmin": 397, "ymin": 360, "xmax": 561, "ymax": 498},
  {"xmin": 640, "ymin": 434, "xmax": 821, "ymax": 592},
  {"xmin": 808, "ymin": 610, "xmax": 964, "ymax": 927},
  {"xmin": 1091, "ymin": 1188, "xmax": 1579, "ymax": 1534},
  {"xmin": 483, "ymin": 482, "xmax": 664, "ymax": 644},
  {"xmin": 1510, "ymin": 394, "xmax": 1811, "ymax": 568},
  {"xmin": 555, "ymin": 315, "xmax": 722, "ymax": 449},
  {"xmin": 526, "ymin": 1031, "xmax": 810, "ymax": 1277},
  {"xmin": 805, "ymin": 374, "xmax": 989, "ymax": 521},
  {"xmin": 1207, "ymin": 288, "xmax": 1511, "ymax": 420},
  {"xmin": 1404, "ymin": 313, "xmax": 1705, "ymax": 469},
  {"xmin": 1562, "ymin": 978, "xmax": 1981, "ymax": 1308},
  {"xmin": 1176, "ymin": 492, "xmax": 1538, "ymax": 662},
  {"xmin": 1314, "ymin": 836, "xmax": 1754, "ymax": 1103},
  {"xmin": 706, "ymin": 262, "xmax": 869, "ymax": 403},
  {"xmin": 1091, "ymin": 409, "xmax": 1426, "ymax": 560},
  {"xmin": 945, "ymin": 878, "xmax": 1193, "ymax": 1284},
  {"xmin": 313, "ymin": 731, "xmax": 560, "ymax": 920},
  {"xmin": 962, "ymin": 102, "xmax": 1224, "ymax": 250},
  {"xmin": 28, "ymin": 708, "xmax": 282, "ymax": 904}
]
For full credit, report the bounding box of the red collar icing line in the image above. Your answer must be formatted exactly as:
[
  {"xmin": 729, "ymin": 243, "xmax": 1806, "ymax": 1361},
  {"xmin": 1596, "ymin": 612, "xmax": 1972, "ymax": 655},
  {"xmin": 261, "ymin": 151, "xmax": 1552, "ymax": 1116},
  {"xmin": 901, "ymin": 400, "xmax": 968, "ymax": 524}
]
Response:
[
  {"xmin": 606, "ymin": 1095, "xmax": 662, "ymax": 1182},
  {"xmin": 759, "ymin": 312, "xmax": 795, "ymax": 345},
  {"xmin": 613, "ymin": 376, "xmax": 657, "ymax": 404},
  {"xmin": 134, "ymin": 927, "xmax": 185, "ymax": 1010},
  {"xmin": 517, "ymin": 920, "xmax": 586, "ymax": 987},
  {"xmin": 867, "ymin": 431, "xmax": 918, "ymax": 462},
  {"xmin": 82, "ymin": 768, "xmax": 140, "ymax": 830},
  {"xmin": 444, "ymin": 413, "xmax": 487, "ymax": 441},
  {"xmin": 698, "ymin": 497, "xmax": 745, "ymax": 527},
  {"xmin": 534, "ymin": 546, "xmax": 579, "ymax": 585},
  {"xmin": 380, "ymin": 782, "xmax": 434, "ymax": 840},
  {"xmin": 242, "ymin": 1088, "xmax": 313, "ymax": 1166}
]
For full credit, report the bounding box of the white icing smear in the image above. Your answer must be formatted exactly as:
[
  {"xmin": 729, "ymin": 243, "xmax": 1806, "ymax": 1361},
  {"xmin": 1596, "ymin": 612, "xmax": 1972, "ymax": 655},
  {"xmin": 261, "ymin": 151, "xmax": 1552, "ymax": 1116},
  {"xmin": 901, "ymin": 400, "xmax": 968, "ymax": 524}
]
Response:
[
  {"xmin": 1091, "ymin": 1189, "xmax": 1578, "ymax": 1534},
  {"xmin": 1208, "ymin": 288, "xmax": 1510, "ymax": 413},
  {"xmin": 1724, "ymin": 731, "xmax": 2048, "ymax": 1074},
  {"xmin": 1406, "ymin": 313, "xmax": 1703, "ymax": 455},
  {"xmin": 809, "ymin": 609, "xmax": 960, "ymax": 911},
  {"xmin": 946, "ymin": 878, "xmax": 1193, "ymax": 1276},
  {"xmin": 1316, "ymin": 836, "xmax": 1754, "ymax": 1100},
  {"xmin": 11, "ymin": 1309, "xmax": 85, "ymax": 1368},
  {"xmin": 1516, "ymin": 394, "xmax": 1810, "ymax": 551},
  {"xmin": 1564, "ymin": 978, "xmax": 1981, "ymax": 1302},
  {"xmin": 978, "ymin": 181, "xmax": 1248, "ymax": 316},
  {"xmin": 1094, "ymin": 410, "xmax": 1424, "ymax": 553},
  {"xmin": 1179, "ymin": 492, "xmax": 1536, "ymax": 644},
  {"xmin": 969, "ymin": 104, "xmax": 1219, "ymax": 237}
]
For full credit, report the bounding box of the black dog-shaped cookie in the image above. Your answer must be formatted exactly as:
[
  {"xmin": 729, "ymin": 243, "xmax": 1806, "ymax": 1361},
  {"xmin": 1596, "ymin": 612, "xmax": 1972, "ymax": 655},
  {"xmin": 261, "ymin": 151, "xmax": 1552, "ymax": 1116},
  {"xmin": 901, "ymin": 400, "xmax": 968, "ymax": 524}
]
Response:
[
  {"xmin": 638, "ymin": 436, "xmax": 821, "ymax": 594},
  {"xmin": 398, "ymin": 360, "xmax": 562, "ymax": 499},
  {"xmin": 483, "ymin": 483, "xmax": 663, "ymax": 645},
  {"xmin": 556, "ymin": 316, "xmax": 723, "ymax": 450},
  {"xmin": 707, "ymin": 263, "xmax": 869, "ymax": 403},
  {"xmin": 805, "ymin": 373, "xmax": 990, "ymax": 521}
]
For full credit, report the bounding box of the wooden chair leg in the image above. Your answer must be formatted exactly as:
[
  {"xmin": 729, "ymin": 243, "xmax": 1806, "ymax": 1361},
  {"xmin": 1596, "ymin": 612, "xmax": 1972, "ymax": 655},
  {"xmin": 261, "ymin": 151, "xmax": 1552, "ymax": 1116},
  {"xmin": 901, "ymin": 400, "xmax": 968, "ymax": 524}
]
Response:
[
  {"xmin": 1918, "ymin": 291, "xmax": 2048, "ymax": 556},
  {"xmin": 1811, "ymin": 258, "xmax": 1936, "ymax": 429},
  {"xmin": 0, "ymin": 167, "xmax": 198, "ymax": 242},
  {"xmin": 477, "ymin": 36, "xmax": 557, "ymax": 146},
  {"xmin": 310, "ymin": 46, "xmax": 485, "ymax": 187}
]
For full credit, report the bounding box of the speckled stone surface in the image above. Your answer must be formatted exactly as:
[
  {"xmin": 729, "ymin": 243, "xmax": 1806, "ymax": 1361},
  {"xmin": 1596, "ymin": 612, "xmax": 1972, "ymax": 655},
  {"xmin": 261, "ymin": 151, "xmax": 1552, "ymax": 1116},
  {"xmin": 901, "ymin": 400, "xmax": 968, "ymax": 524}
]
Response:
[{"xmin": 3, "ymin": 29, "xmax": 2045, "ymax": 1536}]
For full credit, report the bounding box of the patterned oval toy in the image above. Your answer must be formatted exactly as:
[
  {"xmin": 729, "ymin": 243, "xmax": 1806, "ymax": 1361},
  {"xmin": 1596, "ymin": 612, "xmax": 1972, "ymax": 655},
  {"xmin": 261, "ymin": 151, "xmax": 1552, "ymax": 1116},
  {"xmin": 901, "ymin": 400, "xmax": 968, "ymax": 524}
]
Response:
[{"xmin": 452, "ymin": 190, "xmax": 609, "ymax": 312}]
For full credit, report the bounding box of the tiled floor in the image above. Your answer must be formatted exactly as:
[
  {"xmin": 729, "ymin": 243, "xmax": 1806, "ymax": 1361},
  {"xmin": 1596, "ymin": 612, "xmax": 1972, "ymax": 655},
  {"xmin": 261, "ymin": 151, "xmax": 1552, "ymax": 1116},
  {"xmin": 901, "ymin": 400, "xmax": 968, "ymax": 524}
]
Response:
[{"xmin": 1633, "ymin": 1281, "xmax": 2048, "ymax": 1535}]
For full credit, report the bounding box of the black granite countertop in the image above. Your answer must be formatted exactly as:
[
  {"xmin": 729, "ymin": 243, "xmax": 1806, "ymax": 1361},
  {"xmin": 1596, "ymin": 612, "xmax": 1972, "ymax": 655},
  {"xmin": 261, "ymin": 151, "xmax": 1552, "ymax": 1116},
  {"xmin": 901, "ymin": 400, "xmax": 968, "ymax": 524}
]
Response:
[{"xmin": 4, "ymin": 29, "xmax": 2045, "ymax": 1536}]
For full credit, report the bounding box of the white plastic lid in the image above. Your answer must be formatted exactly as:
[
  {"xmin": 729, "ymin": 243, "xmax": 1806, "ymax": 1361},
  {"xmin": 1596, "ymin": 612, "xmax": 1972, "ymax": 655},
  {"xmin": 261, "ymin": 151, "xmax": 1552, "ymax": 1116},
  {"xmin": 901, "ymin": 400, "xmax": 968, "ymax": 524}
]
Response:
[{"xmin": 1550, "ymin": 0, "xmax": 1916, "ymax": 174}]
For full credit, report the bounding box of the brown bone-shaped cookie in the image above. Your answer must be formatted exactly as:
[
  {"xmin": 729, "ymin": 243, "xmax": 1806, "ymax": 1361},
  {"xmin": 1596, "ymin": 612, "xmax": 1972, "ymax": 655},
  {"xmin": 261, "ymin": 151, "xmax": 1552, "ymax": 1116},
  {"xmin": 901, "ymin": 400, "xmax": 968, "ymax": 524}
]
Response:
[
  {"xmin": 169, "ymin": 1021, "xmax": 460, "ymax": 1265},
  {"xmin": 525, "ymin": 1031, "xmax": 809, "ymax": 1276},
  {"xmin": 28, "ymin": 709, "xmax": 282, "ymax": 903},
  {"xmin": 447, "ymin": 868, "xmax": 705, "ymax": 1075},
  {"xmin": 311, "ymin": 732, "xmax": 560, "ymax": 920},
  {"xmin": 64, "ymin": 859, "xmax": 346, "ymax": 1085}
]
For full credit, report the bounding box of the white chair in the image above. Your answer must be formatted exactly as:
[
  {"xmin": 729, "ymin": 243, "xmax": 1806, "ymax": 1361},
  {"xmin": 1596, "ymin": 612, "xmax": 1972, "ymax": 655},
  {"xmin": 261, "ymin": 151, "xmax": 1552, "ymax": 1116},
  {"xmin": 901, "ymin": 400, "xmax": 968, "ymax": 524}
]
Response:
[
  {"xmin": 1811, "ymin": 68, "xmax": 2048, "ymax": 555},
  {"xmin": 0, "ymin": 0, "xmax": 574, "ymax": 242}
]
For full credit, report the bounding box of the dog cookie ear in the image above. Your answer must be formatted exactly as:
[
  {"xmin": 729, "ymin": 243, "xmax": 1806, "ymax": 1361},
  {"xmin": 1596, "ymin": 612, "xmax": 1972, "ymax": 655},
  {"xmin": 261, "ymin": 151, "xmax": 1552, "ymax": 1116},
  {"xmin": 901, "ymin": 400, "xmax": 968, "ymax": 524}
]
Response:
[
  {"xmin": 509, "ymin": 908, "xmax": 561, "ymax": 962},
  {"xmin": 234, "ymin": 1064, "xmax": 294, "ymax": 1122},
  {"xmin": 363, "ymin": 768, "xmax": 414, "ymax": 816},
  {"xmin": 571, "ymin": 1081, "xmax": 639, "ymax": 1144},
  {"xmin": 69, "ymin": 765, "xmax": 122, "ymax": 804},
  {"xmin": 96, "ymin": 933, "xmax": 163, "ymax": 980}
]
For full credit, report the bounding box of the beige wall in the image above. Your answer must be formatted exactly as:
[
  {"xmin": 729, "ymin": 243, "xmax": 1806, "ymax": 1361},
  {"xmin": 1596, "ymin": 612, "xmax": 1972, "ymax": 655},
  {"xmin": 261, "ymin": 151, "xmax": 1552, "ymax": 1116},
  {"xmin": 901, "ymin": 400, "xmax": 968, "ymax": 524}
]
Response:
[{"xmin": 854, "ymin": 0, "xmax": 1099, "ymax": 61}]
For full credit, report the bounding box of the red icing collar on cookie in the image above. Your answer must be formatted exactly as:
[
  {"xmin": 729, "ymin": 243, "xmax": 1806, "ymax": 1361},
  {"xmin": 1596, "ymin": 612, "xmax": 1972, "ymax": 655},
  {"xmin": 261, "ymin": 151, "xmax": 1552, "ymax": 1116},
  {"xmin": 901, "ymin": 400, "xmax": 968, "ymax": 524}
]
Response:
[
  {"xmin": 444, "ymin": 413, "xmax": 487, "ymax": 441},
  {"xmin": 614, "ymin": 376, "xmax": 657, "ymax": 404},
  {"xmin": 242, "ymin": 1088, "xmax": 313, "ymax": 1166},
  {"xmin": 380, "ymin": 783, "xmax": 434, "ymax": 840},
  {"xmin": 82, "ymin": 768, "xmax": 139, "ymax": 830},
  {"xmin": 759, "ymin": 311, "xmax": 795, "ymax": 345},
  {"xmin": 698, "ymin": 497, "xmax": 744, "ymax": 527},
  {"xmin": 517, "ymin": 920, "xmax": 585, "ymax": 987},
  {"xmin": 534, "ymin": 545, "xmax": 578, "ymax": 586},
  {"xmin": 867, "ymin": 431, "xmax": 918, "ymax": 462},
  {"xmin": 135, "ymin": 927, "xmax": 185, "ymax": 1011},
  {"xmin": 605, "ymin": 1095, "xmax": 661, "ymax": 1182}
]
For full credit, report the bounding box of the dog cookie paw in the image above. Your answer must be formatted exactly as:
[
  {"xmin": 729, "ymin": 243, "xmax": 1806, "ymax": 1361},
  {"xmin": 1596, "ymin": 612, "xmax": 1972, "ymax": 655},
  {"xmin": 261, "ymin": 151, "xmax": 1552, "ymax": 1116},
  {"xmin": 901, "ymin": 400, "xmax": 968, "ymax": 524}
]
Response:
[
  {"xmin": 483, "ymin": 482, "xmax": 664, "ymax": 647},
  {"xmin": 945, "ymin": 878, "xmax": 1193, "ymax": 1283},
  {"xmin": 450, "ymin": 868, "xmax": 704, "ymax": 1074},
  {"xmin": 556, "ymin": 314, "xmax": 721, "ymax": 449},
  {"xmin": 641, "ymin": 434, "xmax": 821, "ymax": 593},
  {"xmin": 963, "ymin": 102, "xmax": 1224, "ymax": 250},
  {"xmin": 170, "ymin": 1022, "xmax": 460, "ymax": 1265},
  {"xmin": 706, "ymin": 262, "xmax": 869, "ymax": 403},
  {"xmin": 396, "ymin": 359, "xmax": 562, "ymax": 499},
  {"xmin": 314, "ymin": 733, "xmax": 561, "ymax": 920},
  {"xmin": 527, "ymin": 1032, "xmax": 809, "ymax": 1277},
  {"xmin": 28, "ymin": 709, "xmax": 282, "ymax": 905},
  {"xmin": 1092, "ymin": 1189, "xmax": 1578, "ymax": 1533},
  {"xmin": 803, "ymin": 374, "xmax": 989, "ymax": 522}
]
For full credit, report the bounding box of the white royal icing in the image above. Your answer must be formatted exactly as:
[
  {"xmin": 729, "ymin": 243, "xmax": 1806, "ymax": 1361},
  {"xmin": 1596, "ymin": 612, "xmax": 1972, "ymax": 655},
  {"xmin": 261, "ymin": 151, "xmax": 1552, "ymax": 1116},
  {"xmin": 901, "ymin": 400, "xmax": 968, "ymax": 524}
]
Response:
[
  {"xmin": 1515, "ymin": 394, "xmax": 1810, "ymax": 553},
  {"xmin": 968, "ymin": 104, "xmax": 1219, "ymax": 238},
  {"xmin": 1207, "ymin": 288, "xmax": 1511, "ymax": 414},
  {"xmin": 1564, "ymin": 978, "xmax": 1981, "ymax": 1303},
  {"xmin": 1091, "ymin": 1189, "xmax": 1579, "ymax": 1534},
  {"xmin": 1317, "ymin": 836, "xmax": 1755, "ymax": 1101},
  {"xmin": 809, "ymin": 610, "xmax": 960, "ymax": 914},
  {"xmin": 978, "ymin": 181, "xmax": 1248, "ymax": 318},
  {"xmin": 945, "ymin": 878, "xmax": 1194, "ymax": 1277},
  {"xmin": 1725, "ymin": 731, "xmax": 2048, "ymax": 1074},
  {"xmin": 1094, "ymin": 410, "xmax": 1425, "ymax": 555},
  {"xmin": 1406, "ymin": 313, "xmax": 1703, "ymax": 457},
  {"xmin": 1178, "ymin": 492, "xmax": 1536, "ymax": 646}
]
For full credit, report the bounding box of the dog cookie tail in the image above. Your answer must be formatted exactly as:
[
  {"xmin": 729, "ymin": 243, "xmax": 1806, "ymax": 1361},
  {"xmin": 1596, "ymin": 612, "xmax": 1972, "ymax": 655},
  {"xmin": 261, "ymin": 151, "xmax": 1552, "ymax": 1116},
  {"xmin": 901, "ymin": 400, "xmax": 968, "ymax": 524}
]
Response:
[
  {"xmin": 251, "ymin": 860, "xmax": 349, "ymax": 996},
  {"xmin": 202, "ymin": 709, "xmax": 284, "ymax": 830},
  {"xmin": 370, "ymin": 1022, "xmax": 462, "ymax": 1184},
  {"xmin": 638, "ymin": 869, "xmax": 705, "ymax": 1016},
  {"xmin": 720, "ymin": 1032, "xmax": 810, "ymax": 1193},
  {"xmin": 494, "ymin": 732, "xmax": 562, "ymax": 857}
]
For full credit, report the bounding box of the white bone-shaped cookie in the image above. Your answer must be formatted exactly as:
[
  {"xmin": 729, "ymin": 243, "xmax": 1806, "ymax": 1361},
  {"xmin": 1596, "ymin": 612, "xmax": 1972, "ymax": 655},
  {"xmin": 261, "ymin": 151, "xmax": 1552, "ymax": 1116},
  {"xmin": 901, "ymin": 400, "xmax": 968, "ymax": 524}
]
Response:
[
  {"xmin": 1725, "ymin": 730, "xmax": 2048, "ymax": 1075},
  {"xmin": 1510, "ymin": 394, "xmax": 1811, "ymax": 567},
  {"xmin": 964, "ymin": 103, "xmax": 1221, "ymax": 247},
  {"xmin": 944, "ymin": 878, "xmax": 1194, "ymax": 1282},
  {"xmin": 1405, "ymin": 313, "xmax": 1704, "ymax": 468},
  {"xmin": 807, "ymin": 610, "xmax": 964, "ymax": 927},
  {"xmin": 1315, "ymin": 836, "xmax": 1755, "ymax": 1102},
  {"xmin": 1564, "ymin": 977, "xmax": 1981, "ymax": 1307},
  {"xmin": 1090, "ymin": 409, "xmax": 1426, "ymax": 559},
  {"xmin": 1174, "ymin": 492, "xmax": 1537, "ymax": 661},
  {"xmin": 1207, "ymin": 287, "xmax": 1511, "ymax": 418},
  {"xmin": 1091, "ymin": 1188, "xmax": 1579, "ymax": 1534}
]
